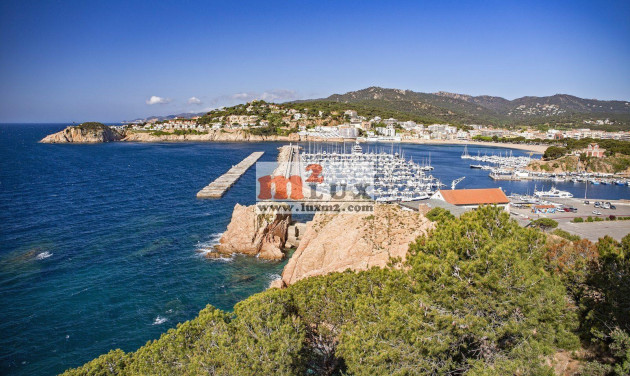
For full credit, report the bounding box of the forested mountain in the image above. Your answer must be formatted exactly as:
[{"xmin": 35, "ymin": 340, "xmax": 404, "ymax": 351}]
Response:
[{"xmin": 295, "ymin": 87, "xmax": 630, "ymax": 130}]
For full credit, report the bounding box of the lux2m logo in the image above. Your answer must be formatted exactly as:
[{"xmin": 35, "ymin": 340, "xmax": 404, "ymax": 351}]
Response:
[
  {"xmin": 257, "ymin": 163, "xmax": 370, "ymax": 201},
  {"xmin": 257, "ymin": 163, "xmax": 321, "ymax": 200}
]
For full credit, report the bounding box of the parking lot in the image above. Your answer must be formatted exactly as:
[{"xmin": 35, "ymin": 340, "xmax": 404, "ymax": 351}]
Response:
[{"xmin": 510, "ymin": 197, "xmax": 630, "ymax": 242}]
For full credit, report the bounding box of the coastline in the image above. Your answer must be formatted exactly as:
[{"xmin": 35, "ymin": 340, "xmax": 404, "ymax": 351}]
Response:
[{"xmin": 41, "ymin": 127, "xmax": 547, "ymax": 153}]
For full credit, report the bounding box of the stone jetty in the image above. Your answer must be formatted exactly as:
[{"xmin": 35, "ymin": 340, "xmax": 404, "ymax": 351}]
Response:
[{"xmin": 196, "ymin": 151, "xmax": 264, "ymax": 198}]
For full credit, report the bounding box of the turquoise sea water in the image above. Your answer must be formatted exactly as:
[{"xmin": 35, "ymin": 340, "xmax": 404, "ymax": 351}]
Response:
[{"xmin": 1, "ymin": 124, "xmax": 629, "ymax": 375}]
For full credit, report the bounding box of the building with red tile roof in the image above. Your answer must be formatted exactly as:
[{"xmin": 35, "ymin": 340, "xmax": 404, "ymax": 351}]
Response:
[{"xmin": 432, "ymin": 188, "xmax": 510, "ymax": 211}]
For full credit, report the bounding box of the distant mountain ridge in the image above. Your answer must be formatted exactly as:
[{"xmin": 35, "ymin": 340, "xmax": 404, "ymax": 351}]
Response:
[
  {"xmin": 302, "ymin": 87, "xmax": 630, "ymax": 129},
  {"xmin": 434, "ymin": 90, "xmax": 630, "ymax": 115}
]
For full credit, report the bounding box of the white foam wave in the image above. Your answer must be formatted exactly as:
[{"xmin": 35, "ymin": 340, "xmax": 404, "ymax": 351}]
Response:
[
  {"xmin": 267, "ymin": 273, "xmax": 282, "ymax": 288},
  {"xmin": 35, "ymin": 251, "xmax": 52, "ymax": 260},
  {"xmin": 152, "ymin": 316, "xmax": 168, "ymax": 325},
  {"xmin": 195, "ymin": 233, "xmax": 223, "ymax": 251},
  {"xmin": 195, "ymin": 233, "xmax": 234, "ymax": 261}
]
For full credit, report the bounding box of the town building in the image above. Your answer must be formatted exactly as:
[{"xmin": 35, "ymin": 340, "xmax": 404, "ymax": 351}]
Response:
[
  {"xmin": 432, "ymin": 188, "xmax": 510, "ymax": 211},
  {"xmin": 585, "ymin": 143, "xmax": 606, "ymax": 158},
  {"xmin": 376, "ymin": 125, "xmax": 396, "ymax": 137},
  {"xmin": 338, "ymin": 125, "xmax": 359, "ymax": 138},
  {"xmin": 344, "ymin": 110, "xmax": 358, "ymax": 118},
  {"xmin": 383, "ymin": 118, "xmax": 398, "ymax": 126}
]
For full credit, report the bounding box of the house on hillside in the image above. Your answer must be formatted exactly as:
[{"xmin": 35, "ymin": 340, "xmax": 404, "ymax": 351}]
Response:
[
  {"xmin": 585, "ymin": 143, "xmax": 606, "ymax": 158},
  {"xmin": 432, "ymin": 188, "xmax": 510, "ymax": 211}
]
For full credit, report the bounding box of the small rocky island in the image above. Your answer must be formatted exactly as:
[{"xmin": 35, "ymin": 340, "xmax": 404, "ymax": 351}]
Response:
[{"xmin": 40, "ymin": 122, "xmax": 125, "ymax": 143}]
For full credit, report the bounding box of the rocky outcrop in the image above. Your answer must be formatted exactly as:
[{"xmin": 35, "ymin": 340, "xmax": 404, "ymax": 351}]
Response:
[
  {"xmin": 215, "ymin": 204, "xmax": 291, "ymax": 260},
  {"xmin": 285, "ymin": 222, "xmax": 307, "ymax": 248},
  {"xmin": 280, "ymin": 204, "xmax": 433, "ymax": 286},
  {"xmin": 40, "ymin": 123, "xmax": 124, "ymax": 143}
]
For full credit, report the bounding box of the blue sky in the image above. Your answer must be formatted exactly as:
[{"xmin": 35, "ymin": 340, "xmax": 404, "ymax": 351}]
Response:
[{"xmin": 1, "ymin": 0, "xmax": 629, "ymax": 123}]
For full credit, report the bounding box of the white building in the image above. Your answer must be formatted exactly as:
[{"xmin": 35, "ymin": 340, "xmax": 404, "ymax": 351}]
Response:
[{"xmin": 339, "ymin": 126, "xmax": 359, "ymax": 138}]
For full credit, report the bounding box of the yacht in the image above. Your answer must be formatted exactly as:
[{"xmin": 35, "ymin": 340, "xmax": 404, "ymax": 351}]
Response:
[{"xmin": 534, "ymin": 187, "xmax": 573, "ymax": 198}]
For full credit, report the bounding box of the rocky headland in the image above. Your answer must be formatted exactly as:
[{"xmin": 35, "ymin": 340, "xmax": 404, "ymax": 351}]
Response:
[
  {"xmin": 214, "ymin": 201, "xmax": 434, "ymax": 288},
  {"xmin": 214, "ymin": 203, "xmax": 292, "ymax": 260},
  {"xmin": 39, "ymin": 122, "xmax": 124, "ymax": 143},
  {"xmin": 278, "ymin": 203, "xmax": 433, "ymax": 286},
  {"xmin": 40, "ymin": 124, "xmax": 304, "ymax": 144}
]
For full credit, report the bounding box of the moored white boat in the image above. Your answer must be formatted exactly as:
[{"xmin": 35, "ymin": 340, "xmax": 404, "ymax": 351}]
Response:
[{"xmin": 534, "ymin": 186, "xmax": 573, "ymax": 198}]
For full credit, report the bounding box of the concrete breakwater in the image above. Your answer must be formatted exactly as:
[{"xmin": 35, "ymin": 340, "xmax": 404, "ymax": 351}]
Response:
[{"xmin": 196, "ymin": 151, "xmax": 264, "ymax": 198}]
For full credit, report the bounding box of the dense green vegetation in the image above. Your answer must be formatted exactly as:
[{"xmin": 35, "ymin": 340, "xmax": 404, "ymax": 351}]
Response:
[
  {"xmin": 530, "ymin": 217, "xmax": 559, "ymax": 231},
  {"xmin": 543, "ymin": 146, "xmax": 570, "ymax": 160},
  {"xmin": 289, "ymin": 99, "xmax": 456, "ymax": 125},
  {"xmin": 246, "ymin": 112, "xmax": 293, "ymax": 136},
  {"xmin": 539, "ymin": 139, "xmax": 630, "ymax": 158},
  {"xmin": 63, "ymin": 207, "xmax": 630, "ymax": 375},
  {"xmin": 247, "ymin": 125, "xmax": 293, "ymax": 136},
  {"xmin": 76, "ymin": 122, "xmax": 109, "ymax": 131}
]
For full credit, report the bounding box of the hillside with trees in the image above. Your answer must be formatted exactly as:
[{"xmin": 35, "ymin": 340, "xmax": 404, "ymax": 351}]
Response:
[
  {"xmin": 293, "ymin": 87, "xmax": 630, "ymax": 130},
  {"xmin": 62, "ymin": 207, "xmax": 629, "ymax": 375}
]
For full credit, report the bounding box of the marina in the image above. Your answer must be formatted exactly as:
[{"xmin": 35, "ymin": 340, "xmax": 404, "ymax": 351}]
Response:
[
  {"xmin": 196, "ymin": 151, "xmax": 264, "ymax": 198},
  {"xmin": 281, "ymin": 141, "xmax": 630, "ymax": 203},
  {"xmin": 460, "ymin": 144, "xmax": 630, "ymax": 186},
  {"xmin": 298, "ymin": 141, "xmax": 442, "ymax": 202}
]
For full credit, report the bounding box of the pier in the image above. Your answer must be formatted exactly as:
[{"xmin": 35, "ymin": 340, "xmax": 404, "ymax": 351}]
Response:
[{"xmin": 196, "ymin": 151, "xmax": 264, "ymax": 198}]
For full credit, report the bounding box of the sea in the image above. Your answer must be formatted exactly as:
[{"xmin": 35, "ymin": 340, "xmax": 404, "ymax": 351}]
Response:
[{"xmin": 1, "ymin": 123, "xmax": 629, "ymax": 375}]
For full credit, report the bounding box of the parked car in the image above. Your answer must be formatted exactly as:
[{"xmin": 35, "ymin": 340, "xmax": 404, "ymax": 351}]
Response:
[
  {"xmin": 610, "ymin": 205, "xmax": 616, "ymax": 210},
  {"xmin": 569, "ymin": 207, "xmax": 578, "ymax": 213},
  {"xmin": 584, "ymin": 200, "xmax": 590, "ymax": 205},
  {"xmin": 592, "ymin": 210, "xmax": 602, "ymax": 215},
  {"xmin": 594, "ymin": 202, "xmax": 601, "ymax": 208},
  {"xmin": 602, "ymin": 203, "xmax": 611, "ymax": 209}
]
